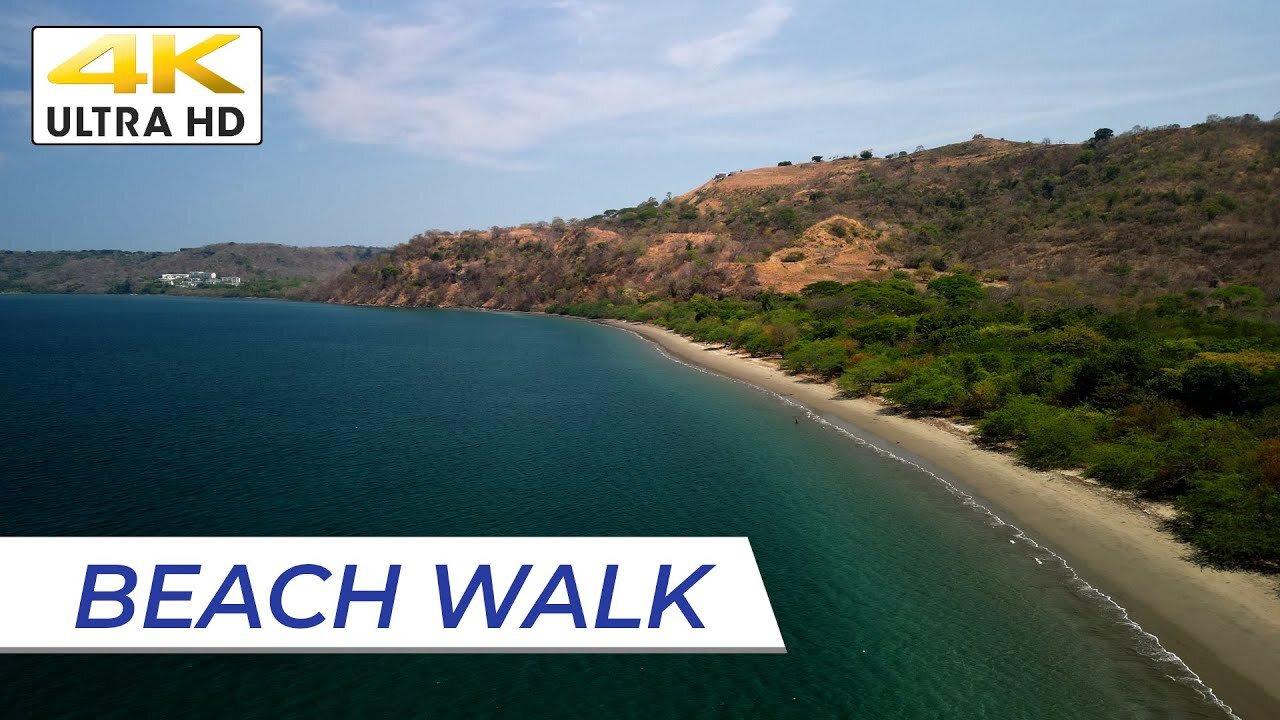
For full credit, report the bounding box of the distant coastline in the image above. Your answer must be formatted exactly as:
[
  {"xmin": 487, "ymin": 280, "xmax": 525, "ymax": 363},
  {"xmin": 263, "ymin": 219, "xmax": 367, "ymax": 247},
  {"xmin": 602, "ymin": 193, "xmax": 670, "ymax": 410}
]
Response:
[{"xmin": 602, "ymin": 318, "xmax": 1280, "ymax": 719}]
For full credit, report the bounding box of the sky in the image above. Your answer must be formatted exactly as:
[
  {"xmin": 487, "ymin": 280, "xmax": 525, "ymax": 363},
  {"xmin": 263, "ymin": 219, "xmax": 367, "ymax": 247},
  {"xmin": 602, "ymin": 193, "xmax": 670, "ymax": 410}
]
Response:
[{"xmin": 1, "ymin": 0, "xmax": 1278, "ymax": 251}]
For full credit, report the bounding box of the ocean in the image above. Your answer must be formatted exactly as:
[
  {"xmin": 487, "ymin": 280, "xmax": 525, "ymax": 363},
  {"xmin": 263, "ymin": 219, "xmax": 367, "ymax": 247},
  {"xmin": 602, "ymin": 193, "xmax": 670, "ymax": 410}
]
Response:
[{"xmin": 0, "ymin": 294, "xmax": 1223, "ymax": 718}]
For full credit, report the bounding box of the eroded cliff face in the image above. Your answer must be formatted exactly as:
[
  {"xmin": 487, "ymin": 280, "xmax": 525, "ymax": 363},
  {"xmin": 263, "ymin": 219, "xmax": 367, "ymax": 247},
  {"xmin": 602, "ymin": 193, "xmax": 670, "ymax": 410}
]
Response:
[{"xmin": 316, "ymin": 121, "xmax": 1280, "ymax": 310}]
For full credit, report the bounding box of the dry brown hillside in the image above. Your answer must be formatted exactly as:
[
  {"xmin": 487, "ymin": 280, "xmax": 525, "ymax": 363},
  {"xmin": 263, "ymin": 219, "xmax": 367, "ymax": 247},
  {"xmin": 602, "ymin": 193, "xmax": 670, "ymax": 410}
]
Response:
[{"xmin": 318, "ymin": 117, "xmax": 1280, "ymax": 309}]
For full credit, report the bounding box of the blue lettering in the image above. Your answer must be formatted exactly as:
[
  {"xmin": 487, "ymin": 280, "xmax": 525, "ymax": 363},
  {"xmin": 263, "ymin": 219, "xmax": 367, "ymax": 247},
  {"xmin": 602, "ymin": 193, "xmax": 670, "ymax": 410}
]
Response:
[
  {"xmin": 143, "ymin": 565, "xmax": 201, "ymax": 629},
  {"xmin": 76, "ymin": 564, "xmax": 137, "ymax": 629},
  {"xmin": 520, "ymin": 564, "xmax": 586, "ymax": 629},
  {"xmin": 195, "ymin": 564, "xmax": 261, "ymax": 629},
  {"xmin": 648, "ymin": 564, "xmax": 714, "ymax": 628},
  {"xmin": 334, "ymin": 564, "xmax": 400, "ymax": 629},
  {"xmin": 594, "ymin": 564, "xmax": 641, "ymax": 628},
  {"xmin": 437, "ymin": 564, "xmax": 532, "ymax": 628},
  {"xmin": 270, "ymin": 564, "xmax": 331, "ymax": 629}
]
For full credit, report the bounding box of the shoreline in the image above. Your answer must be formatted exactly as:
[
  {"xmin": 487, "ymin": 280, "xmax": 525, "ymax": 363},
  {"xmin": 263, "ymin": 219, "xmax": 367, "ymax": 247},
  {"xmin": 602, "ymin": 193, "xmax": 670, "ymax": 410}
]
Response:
[
  {"xmin": 603, "ymin": 319, "xmax": 1280, "ymax": 719},
  {"xmin": 22, "ymin": 296, "xmax": 1276, "ymax": 713}
]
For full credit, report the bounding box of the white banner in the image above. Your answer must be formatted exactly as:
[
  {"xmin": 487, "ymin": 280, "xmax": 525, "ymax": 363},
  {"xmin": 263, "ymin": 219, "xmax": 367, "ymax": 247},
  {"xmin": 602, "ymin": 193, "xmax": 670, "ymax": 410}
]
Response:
[{"xmin": 0, "ymin": 537, "xmax": 784, "ymax": 653}]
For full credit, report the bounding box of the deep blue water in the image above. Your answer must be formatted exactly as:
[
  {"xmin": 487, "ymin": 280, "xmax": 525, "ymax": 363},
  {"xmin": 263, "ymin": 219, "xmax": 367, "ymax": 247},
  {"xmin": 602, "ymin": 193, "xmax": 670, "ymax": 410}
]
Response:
[{"xmin": 0, "ymin": 295, "xmax": 1222, "ymax": 718}]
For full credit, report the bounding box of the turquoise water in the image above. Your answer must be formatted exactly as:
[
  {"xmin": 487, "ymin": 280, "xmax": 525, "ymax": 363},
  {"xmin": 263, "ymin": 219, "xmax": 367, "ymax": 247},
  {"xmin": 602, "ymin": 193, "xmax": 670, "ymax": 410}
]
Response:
[{"xmin": 0, "ymin": 294, "xmax": 1223, "ymax": 718}]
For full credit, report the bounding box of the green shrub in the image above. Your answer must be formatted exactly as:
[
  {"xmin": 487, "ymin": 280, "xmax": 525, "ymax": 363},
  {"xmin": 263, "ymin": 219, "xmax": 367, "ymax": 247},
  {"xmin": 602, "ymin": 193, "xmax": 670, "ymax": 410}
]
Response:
[
  {"xmin": 959, "ymin": 374, "xmax": 1016, "ymax": 415},
  {"xmin": 1018, "ymin": 409, "xmax": 1099, "ymax": 469},
  {"xmin": 1179, "ymin": 360, "xmax": 1255, "ymax": 415},
  {"xmin": 851, "ymin": 316, "xmax": 915, "ymax": 345},
  {"xmin": 741, "ymin": 332, "xmax": 775, "ymax": 355},
  {"xmin": 771, "ymin": 207, "xmax": 802, "ymax": 233},
  {"xmin": 1044, "ymin": 324, "xmax": 1106, "ymax": 354},
  {"xmin": 1009, "ymin": 357, "xmax": 1068, "ymax": 402},
  {"xmin": 885, "ymin": 365, "xmax": 966, "ymax": 413},
  {"xmin": 978, "ymin": 322, "xmax": 1031, "ymax": 339},
  {"xmin": 837, "ymin": 355, "xmax": 908, "ymax": 396},
  {"xmin": 978, "ymin": 395, "xmax": 1050, "ymax": 443},
  {"xmin": 1173, "ymin": 468, "xmax": 1280, "ymax": 570},
  {"xmin": 782, "ymin": 338, "xmax": 853, "ymax": 378},
  {"xmin": 1092, "ymin": 417, "xmax": 1252, "ymax": 498},
  {"xmin": 1209, "ymin": 284, "xmax": 1264, "ymax": 309},
  {"xmin": 979, "ymin": 396, "xmax": 1102, "ymax": 469},
  {"xmin": 802, "ymin": 280, "xmax": 844, "ymax": 297},
  {"xmin": 1087, "ymin": 437, "xmax": 1162, "ymax": 491}
]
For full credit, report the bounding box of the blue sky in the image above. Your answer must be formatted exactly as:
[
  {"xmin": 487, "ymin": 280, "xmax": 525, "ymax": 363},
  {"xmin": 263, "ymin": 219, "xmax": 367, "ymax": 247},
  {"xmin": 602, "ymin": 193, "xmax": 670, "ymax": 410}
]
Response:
[{"xmin": 1, "ymin": 0, "xmax": 1278, "ymax": 251}]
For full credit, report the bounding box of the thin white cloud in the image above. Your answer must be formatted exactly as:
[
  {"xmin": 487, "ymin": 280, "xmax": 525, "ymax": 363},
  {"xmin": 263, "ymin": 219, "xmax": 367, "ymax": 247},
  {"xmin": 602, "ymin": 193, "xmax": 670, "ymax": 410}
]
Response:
[
  {"xmin": 0, "ymin": 90, "xmax": 25, "ymax": 109},
  {"xmin": 664, "ymin": 1, "xmax": 793, "ymax": 70},
  {"xmin": 287, "ymin": 56, "xmax": 936, "ymax": 165},
  {"xmin": 263, "ymin": 72, "xmax": 292, "ymax": 95},
  {"xmin": 271, "ymin": 1, "xmax": 893, "ymax": 163},
  {"xmin": 543, "ymin": 0, "xmax": 614, "ymax": 43},
  {"xmin": 260, "ymin": 0, "xmax": 338, "ymax": 19},
  {"xmin": 547, "ymin": 0, "xmax": 611, "ymax": 29},
  {"xmin": 0, "ymin": 23, "xmax": 26, "ymax": 69},
  {"xmin": 0, "ymin": 2, "xmax": 88, "ymax": 68},
  {"xmin": 265, "ymin": 0, "xmax": 1280, "ymax": 168}
]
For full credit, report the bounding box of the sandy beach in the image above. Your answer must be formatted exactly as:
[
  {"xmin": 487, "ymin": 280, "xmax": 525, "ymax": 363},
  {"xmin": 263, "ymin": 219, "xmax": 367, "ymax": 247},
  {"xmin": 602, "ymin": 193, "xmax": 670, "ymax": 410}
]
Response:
[{"xmin": 604, "ymin": 319, "xmax": 1280, "ymax": 719}]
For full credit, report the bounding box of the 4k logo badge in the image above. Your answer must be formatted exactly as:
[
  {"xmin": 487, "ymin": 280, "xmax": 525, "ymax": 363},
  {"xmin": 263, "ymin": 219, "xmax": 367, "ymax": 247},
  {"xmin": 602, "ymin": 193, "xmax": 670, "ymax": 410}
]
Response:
[{"xmin": 31, "ymin": 26, "xmax": 262, "ymax": 145}]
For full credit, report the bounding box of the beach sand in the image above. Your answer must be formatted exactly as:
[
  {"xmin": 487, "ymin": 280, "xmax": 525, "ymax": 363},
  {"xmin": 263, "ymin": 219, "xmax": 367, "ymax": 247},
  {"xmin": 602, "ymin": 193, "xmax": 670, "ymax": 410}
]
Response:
[{"xmin": 603, "ymin": 319, "xmax": 1280, "ymax": 719}]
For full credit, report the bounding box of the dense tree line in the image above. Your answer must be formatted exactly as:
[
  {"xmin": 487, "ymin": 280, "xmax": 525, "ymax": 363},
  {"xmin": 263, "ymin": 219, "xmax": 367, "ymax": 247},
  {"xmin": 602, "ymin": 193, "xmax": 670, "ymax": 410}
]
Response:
[{"xmin": 549, "ymin": 275, "xmax": 1280, "ymax": 572}]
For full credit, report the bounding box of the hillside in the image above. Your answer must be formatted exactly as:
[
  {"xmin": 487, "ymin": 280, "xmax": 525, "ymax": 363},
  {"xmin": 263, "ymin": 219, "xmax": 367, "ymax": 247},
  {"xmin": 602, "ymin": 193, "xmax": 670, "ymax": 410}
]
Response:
[
  {"xmin": 317, "ymin": 116, "xmax": 1280, "ymax": 309},
  {"xmin": 0, "ymin": 243, "xmax": 385, "ymax": 296}
]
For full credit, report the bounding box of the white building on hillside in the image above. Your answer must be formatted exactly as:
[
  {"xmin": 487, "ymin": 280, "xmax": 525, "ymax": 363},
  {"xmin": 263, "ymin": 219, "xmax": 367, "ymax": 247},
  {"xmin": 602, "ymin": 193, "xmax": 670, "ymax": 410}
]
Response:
[{"xmin": 157, "ymin": 271, "xmax": 243, "ymax": 287}]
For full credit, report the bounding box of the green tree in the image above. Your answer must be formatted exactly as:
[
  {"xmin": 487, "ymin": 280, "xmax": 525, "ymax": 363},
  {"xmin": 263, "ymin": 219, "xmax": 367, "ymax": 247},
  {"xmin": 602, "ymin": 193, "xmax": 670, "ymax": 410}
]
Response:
[
  {"xmin": 801, "ymin": 280, "xmax": 844, "ymax": 297},
  {"xmin": 1180, "ymin": 360, "xmax": 1256, "ymax": 416},
  {"xmin": 851, "ymin": 316, "xmax": 914, "ymax": 345},
  {"xmin": 885, "ymin": 365, "xmax": 965, "ymax": 413},
  {"xmin": 770, "ymin": 207, "xmax": 802, "ymax": 233},
  {"xmin": 782, "ymin": 338, "xmax": 853, "ymax": 378},
  {"xmin": 926, "ymin": 274, "xmax": 985, "ymax": 306},
  {"xmin": 978, "ymin": 395, "xmax": 1054, "ymax": 443},
  {"xmin": 1210, "ymin": 284, "xmax": 1264, "ymax": 309},
  {"xmin": 837, "ymin": 355, "xmax": 908, "ymax": 396},
  {"xmin": 1018, "ymin": 409, "xmax": 1098, "ymax": 469}
]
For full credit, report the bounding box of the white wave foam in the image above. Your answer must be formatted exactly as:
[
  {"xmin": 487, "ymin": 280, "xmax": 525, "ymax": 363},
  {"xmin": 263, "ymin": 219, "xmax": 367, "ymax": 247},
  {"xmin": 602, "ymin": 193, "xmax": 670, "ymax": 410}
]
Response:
[{"xmin": 611, "ymin": 323, "xmax": 1240, "ymax": 719}]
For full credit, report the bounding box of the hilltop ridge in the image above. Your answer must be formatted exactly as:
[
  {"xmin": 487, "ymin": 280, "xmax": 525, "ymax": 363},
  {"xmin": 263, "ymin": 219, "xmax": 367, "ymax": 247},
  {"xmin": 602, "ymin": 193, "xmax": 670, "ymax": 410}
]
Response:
[{"xmin": 318, "ymin": 117, "xmax": 1280, "ymax": 309}]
